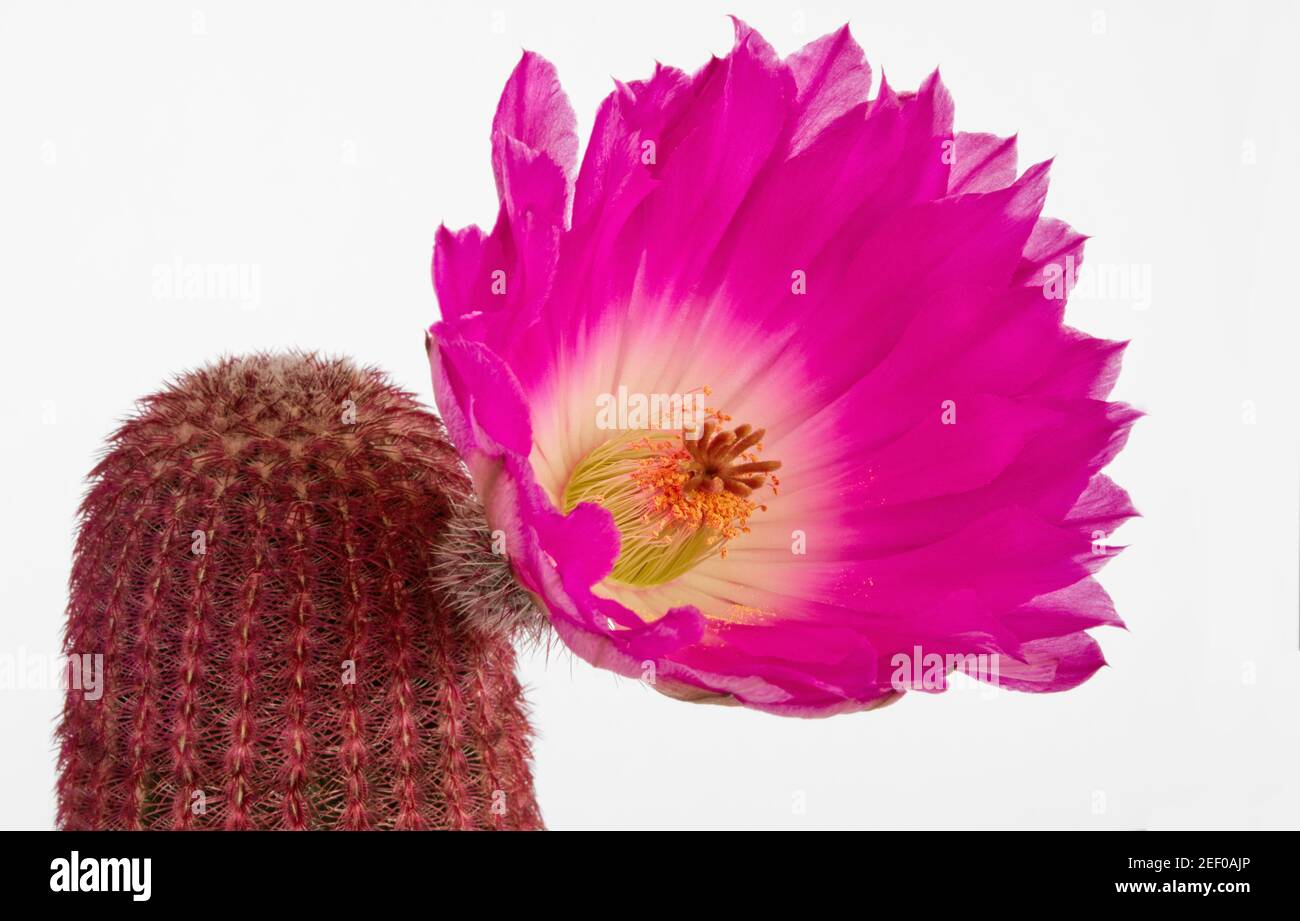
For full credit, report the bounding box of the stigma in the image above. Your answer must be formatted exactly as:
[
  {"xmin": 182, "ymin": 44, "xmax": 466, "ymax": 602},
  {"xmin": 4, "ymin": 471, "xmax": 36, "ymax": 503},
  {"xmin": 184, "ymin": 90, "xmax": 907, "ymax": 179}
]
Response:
[{"xmin": 682, "ymin": 420, "xmax": 782, "ymax": 497}]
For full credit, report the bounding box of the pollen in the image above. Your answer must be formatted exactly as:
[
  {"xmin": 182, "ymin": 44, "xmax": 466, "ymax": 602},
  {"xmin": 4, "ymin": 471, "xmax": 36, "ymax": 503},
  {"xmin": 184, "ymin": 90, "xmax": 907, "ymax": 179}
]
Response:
[{"xmin": 562, "ymin": 414, "xmax": 780, "ymax": 587}]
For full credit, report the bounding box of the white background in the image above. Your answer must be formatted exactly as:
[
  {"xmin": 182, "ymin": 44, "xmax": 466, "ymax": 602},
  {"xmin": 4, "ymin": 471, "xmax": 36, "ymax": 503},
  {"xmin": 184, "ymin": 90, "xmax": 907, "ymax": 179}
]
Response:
[{"xmin": 2, "ymin": 0, "xmax": 1297, "ymax": 829}]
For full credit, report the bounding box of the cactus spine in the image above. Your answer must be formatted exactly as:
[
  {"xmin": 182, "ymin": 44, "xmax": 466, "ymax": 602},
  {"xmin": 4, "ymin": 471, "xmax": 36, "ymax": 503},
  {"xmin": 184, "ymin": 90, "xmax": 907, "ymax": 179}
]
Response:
[{"xmin": 56, "ymin": 354, "xmax": 542, "ymax": 830}]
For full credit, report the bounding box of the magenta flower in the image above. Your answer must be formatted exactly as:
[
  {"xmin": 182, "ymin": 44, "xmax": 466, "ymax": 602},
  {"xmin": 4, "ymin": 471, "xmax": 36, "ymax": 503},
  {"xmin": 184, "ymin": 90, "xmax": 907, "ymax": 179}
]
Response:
[{"xmin": 427, "ymin": 21, "xmax": 1138, "ymax": 716}]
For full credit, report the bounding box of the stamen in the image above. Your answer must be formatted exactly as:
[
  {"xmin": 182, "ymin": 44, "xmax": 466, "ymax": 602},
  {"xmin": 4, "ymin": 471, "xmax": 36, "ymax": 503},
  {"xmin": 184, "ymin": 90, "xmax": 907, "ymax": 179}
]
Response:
[{"xmin": 561, "ymin": 413, "xmax": 781, "ymax": 588}]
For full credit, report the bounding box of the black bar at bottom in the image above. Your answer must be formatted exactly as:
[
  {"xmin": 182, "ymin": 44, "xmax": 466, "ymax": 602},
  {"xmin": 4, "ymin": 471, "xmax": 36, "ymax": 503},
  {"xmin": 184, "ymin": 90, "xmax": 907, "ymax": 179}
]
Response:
[{"xmin": 1, "ymin": 829, "xmax": 1283, "ymax": 907}]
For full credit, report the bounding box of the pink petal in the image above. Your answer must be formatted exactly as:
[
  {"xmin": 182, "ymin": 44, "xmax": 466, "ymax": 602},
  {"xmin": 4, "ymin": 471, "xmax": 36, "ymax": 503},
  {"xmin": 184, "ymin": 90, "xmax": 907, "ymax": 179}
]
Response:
[
  {"xmin": 786, "ymin": 25, "xmax": 872, "ymax": 155},
  {"xmin": 948, "ymin": 132, "xmax": 1018, "ymax": 194}
]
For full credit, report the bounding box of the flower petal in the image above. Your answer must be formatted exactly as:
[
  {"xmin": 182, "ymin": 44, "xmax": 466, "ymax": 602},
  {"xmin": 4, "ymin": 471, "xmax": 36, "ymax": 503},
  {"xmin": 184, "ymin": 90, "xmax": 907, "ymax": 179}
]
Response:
[
  {"xmin": 428, "ymin": 22, "xmax": 1136, "ymax": 716},
  {"xmin": 786, "ymin": 24, "xmax": 872, "ymax": 155}
]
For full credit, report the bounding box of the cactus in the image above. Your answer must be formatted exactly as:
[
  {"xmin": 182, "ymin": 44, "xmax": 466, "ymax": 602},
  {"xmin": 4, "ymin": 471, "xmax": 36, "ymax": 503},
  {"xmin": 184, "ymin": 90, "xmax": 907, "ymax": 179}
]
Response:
[{"xmin": 56, "ymin": 353, "xmax": 543, "ymax": 830}]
